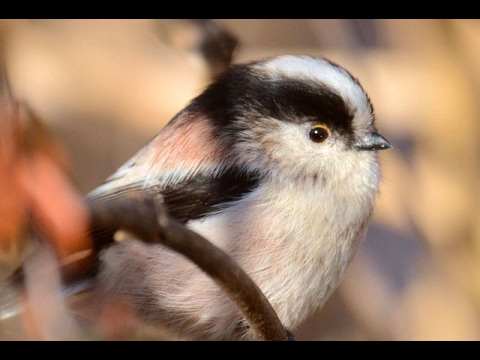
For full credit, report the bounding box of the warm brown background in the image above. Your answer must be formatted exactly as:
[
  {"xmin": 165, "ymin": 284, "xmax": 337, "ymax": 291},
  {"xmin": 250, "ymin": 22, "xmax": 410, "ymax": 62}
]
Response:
[{"xmin": 1, "ymin": 19, "xmax": 479, "ymax": 340}]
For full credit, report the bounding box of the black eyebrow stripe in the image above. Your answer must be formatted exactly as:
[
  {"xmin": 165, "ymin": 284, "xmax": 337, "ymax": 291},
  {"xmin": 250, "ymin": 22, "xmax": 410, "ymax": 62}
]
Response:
[
  {"xmin": 161, "ymin": 166, "xmax": 262, "ymax": 223},
  {"xmin": 189, "ymin": 65, "xmax": 355, "ymax": 140}
]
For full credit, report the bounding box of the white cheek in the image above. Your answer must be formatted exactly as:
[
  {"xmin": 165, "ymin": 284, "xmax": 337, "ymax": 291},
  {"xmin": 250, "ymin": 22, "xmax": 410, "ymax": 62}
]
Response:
[
  {"xmin": 264, "ymin": 122, "xmax": 345, "ymax": 177},
  {"xmin": 271, "ymin": 122, "xmax": 315, "ymax": 157}
]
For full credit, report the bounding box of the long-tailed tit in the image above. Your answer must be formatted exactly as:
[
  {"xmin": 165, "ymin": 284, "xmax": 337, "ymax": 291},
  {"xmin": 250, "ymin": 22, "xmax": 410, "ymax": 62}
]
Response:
[{"xmin": 87, "ymin": 54, "xmax": 392, "ymax": 340}]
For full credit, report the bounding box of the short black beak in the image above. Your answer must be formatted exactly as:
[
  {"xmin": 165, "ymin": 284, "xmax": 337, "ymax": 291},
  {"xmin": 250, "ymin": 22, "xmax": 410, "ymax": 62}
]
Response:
[{"xmin": 354, "ymin": 132, "xmax": 392, "ymax": 151}]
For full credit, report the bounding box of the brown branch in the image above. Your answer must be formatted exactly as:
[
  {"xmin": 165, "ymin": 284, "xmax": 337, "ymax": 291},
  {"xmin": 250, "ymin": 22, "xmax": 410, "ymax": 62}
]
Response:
[{"xmin": 88, "ymin": 194, "xmax": 289, "ymax": 341}]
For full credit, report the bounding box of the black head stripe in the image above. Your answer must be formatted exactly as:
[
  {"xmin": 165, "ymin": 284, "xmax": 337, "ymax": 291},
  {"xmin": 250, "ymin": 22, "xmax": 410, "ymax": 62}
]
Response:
[
  {"xmin": 257, "ymin": 78, "xmax": 354, "ymax": 135},
  {"xmin": 188, "ymin": 62, "xmax": 355, "ymax": 139}
]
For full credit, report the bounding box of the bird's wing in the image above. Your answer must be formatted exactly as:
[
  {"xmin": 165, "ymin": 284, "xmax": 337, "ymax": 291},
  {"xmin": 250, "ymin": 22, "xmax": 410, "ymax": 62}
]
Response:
[{"xmin": 87, "ymin": 111, "xmax": 261, "ymax": 224}]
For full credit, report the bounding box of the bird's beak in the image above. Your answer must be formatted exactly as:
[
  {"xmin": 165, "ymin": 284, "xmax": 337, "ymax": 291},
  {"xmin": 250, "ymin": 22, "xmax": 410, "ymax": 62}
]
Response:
[
  {"xmin": 354, "ymin": 132, "xmax": 392, "ymax": 151},
  {"xmin": 353, "ymin": 132, "xmax": 392, "ymax": 151}
]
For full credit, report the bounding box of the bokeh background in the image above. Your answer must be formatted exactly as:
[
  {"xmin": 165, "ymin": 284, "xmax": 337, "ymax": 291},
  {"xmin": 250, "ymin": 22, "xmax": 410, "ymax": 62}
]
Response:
[{"xmin": 1, "ymin": 19, "xmax": 480, "ymax": 340}]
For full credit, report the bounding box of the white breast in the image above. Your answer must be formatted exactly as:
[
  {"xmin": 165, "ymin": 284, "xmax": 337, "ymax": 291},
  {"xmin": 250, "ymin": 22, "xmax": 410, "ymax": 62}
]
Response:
[
  {"xmin": 97, "ymin": 149, "xmax": 380, "ymax": 339},
  {"xmin": 187, "ymin": 169, "xmax": 377, "ymax": 329}
]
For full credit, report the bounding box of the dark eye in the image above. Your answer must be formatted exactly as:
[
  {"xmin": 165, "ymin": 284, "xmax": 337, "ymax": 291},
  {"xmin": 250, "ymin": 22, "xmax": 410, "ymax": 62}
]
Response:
[{"xmin": 309, "ymin": 124, "xmax": 330, "ymax": 143}]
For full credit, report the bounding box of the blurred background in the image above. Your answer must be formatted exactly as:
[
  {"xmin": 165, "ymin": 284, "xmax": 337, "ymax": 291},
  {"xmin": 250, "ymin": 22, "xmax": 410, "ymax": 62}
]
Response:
[{"xmin": 1, "ymin": 19, "xmax": 480, "ymax": 340}]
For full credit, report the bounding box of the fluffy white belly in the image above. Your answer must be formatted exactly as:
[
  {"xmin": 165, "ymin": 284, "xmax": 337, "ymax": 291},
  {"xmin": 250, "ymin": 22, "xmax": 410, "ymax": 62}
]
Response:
[
  {"xmin": 186, "ymin": 182, "xmax": 374, "ymax": 329},
  {"xmin": 98, "ymin": 178, "xmax": 375, "ymax": 339}
]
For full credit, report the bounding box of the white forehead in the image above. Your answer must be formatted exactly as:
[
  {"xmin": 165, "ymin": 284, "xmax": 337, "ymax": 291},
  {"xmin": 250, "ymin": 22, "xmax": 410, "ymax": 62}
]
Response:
[{"xmin": 257, "ymin": 55, "xmax": 371, "ymax": 115}]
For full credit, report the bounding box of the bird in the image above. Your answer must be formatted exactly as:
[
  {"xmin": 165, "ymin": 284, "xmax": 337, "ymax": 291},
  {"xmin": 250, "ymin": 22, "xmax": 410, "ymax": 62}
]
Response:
[{"xmin": 85, "ymin": 54, "xmax": 392, "ymax": 340}]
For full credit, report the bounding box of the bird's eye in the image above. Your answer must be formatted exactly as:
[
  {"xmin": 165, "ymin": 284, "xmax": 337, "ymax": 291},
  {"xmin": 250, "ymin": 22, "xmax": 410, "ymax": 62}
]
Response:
[{"xmin": 309, "ymin": 124, "xmax": 330, "ymax": 143}]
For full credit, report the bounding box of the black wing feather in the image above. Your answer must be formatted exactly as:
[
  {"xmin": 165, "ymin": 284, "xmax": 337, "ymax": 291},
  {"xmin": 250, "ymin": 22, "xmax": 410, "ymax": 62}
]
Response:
[
  {"xmin": 161, "ymin": 166, "xmax": 261, "ymax": 223},
  {"xmin": 87, "ymin": 166, "xmax": 261, "ymax": 256}
]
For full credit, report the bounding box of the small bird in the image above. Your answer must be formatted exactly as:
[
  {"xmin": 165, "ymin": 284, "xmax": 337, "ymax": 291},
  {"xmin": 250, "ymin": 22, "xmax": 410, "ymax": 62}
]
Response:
[{"xmin": 87, "ymin": 54, "xmax": 392, "ymax": 340}]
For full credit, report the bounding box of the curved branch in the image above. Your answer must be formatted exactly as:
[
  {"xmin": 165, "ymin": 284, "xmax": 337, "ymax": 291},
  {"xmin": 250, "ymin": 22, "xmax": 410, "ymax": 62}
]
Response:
[{"xmin": 88, "ymin": 194, "xmax": 289, "ymax": 341}]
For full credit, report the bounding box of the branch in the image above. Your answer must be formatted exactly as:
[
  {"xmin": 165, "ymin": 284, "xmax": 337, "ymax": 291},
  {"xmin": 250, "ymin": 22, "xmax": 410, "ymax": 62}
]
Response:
[{"xmin": 88, "ymin": 194, "xmax": 289, "ymax": 341}]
